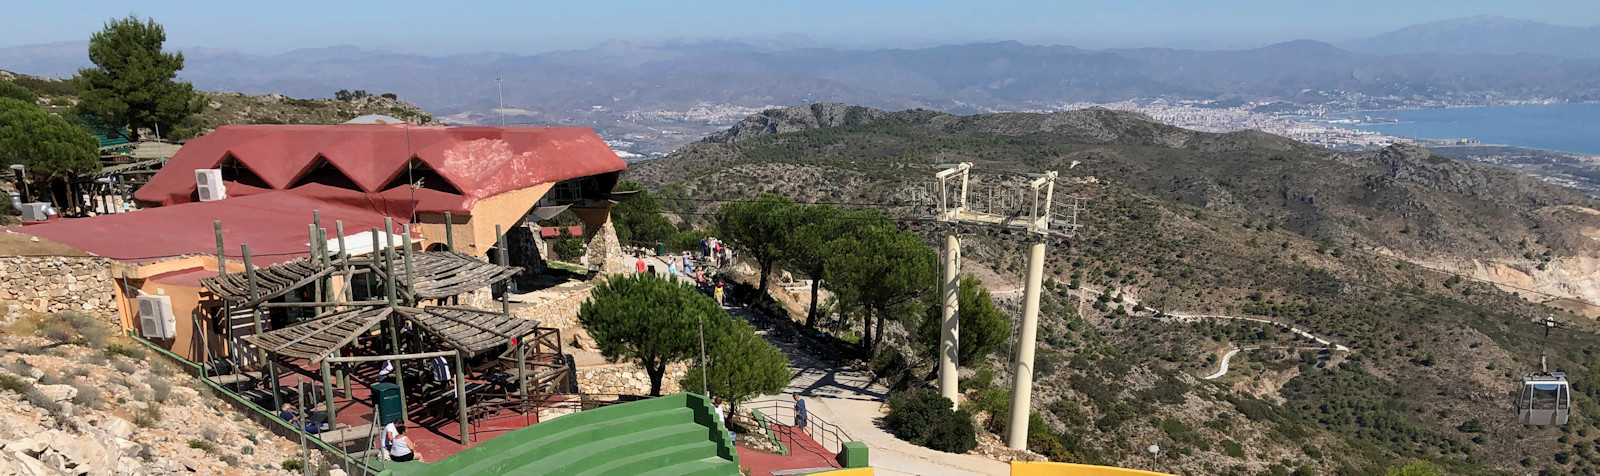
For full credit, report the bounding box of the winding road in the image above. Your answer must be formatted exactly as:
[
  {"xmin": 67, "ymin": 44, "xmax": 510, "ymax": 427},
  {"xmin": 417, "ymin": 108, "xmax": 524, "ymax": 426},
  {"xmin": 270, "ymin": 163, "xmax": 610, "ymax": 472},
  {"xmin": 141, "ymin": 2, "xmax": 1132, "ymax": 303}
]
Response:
[{"xmin": 1204, "ymin": 348, "xmax": 1241, "ymax": 380}]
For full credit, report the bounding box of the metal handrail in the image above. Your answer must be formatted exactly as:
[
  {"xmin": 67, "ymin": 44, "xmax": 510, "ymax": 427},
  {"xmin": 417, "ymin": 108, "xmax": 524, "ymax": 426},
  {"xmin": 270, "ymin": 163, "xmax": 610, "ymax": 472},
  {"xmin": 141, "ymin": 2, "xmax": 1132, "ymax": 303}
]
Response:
[{"xmin": 733, "ymin": 400, "xmax": 856, "ymax": 455}]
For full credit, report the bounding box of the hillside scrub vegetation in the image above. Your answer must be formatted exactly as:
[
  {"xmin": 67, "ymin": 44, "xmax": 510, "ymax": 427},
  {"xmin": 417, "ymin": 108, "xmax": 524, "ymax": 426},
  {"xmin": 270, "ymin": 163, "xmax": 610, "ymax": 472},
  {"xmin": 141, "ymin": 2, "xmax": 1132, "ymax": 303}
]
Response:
[{"xmin": 625, "ymin": 103, "xmax": 1600, "ymax": 474}]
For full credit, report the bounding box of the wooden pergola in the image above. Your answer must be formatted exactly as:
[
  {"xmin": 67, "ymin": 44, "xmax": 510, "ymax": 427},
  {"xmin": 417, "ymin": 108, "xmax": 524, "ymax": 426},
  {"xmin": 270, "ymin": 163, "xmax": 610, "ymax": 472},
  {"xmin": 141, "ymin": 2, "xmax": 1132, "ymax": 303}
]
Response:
[
  {"xmin": 242, "ymin": 305, "xmax": 547, "ymax": 443},
  {"xmin": 202, "ymin": 214, "xmax": 568, "ymax": 451}
]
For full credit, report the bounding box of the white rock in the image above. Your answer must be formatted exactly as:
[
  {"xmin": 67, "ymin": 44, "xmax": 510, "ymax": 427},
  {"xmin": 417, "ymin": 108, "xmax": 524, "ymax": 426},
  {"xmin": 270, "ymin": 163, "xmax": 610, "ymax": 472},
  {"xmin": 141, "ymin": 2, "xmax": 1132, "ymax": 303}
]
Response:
[
  {"xmin": 3, "ymin": 438, "xmax": 46, "ymax": 456},
  {"xmin": 112, "ymin": 439, "xmax": 138, "ymax": 459},
  {"xmin": 34, "ymin": 385, "xmax": 76, "ymax": 403},
  {"xmin": 0, "ymin": 449, "xmax": 63, "ymax": 476},
  {"xmin": 102, "ymin": 417, "xmax": 133, "ymax": 439},
  {"xmin": 116, "ymin": 457, "xmax": 146, "ymax": 476}
]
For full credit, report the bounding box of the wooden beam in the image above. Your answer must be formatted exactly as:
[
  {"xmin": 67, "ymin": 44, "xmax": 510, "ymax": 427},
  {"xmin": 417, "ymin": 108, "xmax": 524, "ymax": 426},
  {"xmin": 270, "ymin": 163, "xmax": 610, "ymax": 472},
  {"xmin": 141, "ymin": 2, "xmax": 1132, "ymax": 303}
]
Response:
[{"xmin": 324, "ymin": 350, "xmax": 457, "ymax": 364}]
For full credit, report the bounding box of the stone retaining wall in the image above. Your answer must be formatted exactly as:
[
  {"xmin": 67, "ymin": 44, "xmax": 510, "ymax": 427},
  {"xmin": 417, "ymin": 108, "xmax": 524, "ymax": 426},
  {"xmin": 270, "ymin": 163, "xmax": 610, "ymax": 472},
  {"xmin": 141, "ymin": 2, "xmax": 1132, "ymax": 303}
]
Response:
[
  {"xmin": 576, "ymin": 361, "xmax": 688, "ymax": 396},
  {"xmin": 0, "ymin": 256, "xmax": 116, "ymax": 319}
]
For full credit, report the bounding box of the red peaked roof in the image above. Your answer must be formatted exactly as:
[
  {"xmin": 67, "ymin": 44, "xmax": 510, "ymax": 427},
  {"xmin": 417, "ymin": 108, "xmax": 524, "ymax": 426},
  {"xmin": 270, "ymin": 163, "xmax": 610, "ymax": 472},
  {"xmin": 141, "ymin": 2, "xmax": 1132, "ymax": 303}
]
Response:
[
  {"xmin": 11, "ymin": 187, "xmax": 403, "ymax": 265},
  {"xmin": 134, "ymin": 124, "xmax": 627, "ymax": 214}
]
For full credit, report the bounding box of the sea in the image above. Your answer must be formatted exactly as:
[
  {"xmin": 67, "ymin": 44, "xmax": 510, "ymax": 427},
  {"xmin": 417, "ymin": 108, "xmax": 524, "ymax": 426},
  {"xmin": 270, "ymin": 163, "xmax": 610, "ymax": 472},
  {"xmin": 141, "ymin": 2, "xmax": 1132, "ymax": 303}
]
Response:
[{"xmin": 1341, "ymin": 103, "xmax": 1600, "ymax": 156}]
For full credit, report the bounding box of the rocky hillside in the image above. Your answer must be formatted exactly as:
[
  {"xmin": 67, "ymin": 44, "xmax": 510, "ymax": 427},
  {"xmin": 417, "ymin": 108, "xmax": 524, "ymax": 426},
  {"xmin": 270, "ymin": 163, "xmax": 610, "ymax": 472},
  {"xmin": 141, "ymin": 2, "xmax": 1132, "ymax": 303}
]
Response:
[
  {"xmin": 643, "ymin": 103, "xmax": 1600, "ymax": 315},
  {"xmin": 1, "ymin": 70, "xmax": 437, "ymax": 140},
  {"xmin": 0, "ymin": 307, "xmax": 320, "ymax": 476},
  {"xmin": 628, "ymin": 104, "xmax": 1600, "ymax": 474}
]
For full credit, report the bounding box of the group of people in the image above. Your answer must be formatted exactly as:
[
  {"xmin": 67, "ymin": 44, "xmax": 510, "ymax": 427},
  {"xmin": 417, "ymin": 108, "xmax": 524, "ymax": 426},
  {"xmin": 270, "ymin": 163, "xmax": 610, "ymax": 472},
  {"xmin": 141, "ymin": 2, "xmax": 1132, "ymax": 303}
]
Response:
[{"xmin": 701, "ymin": 237, "xmax": 734, "ymax": 268}]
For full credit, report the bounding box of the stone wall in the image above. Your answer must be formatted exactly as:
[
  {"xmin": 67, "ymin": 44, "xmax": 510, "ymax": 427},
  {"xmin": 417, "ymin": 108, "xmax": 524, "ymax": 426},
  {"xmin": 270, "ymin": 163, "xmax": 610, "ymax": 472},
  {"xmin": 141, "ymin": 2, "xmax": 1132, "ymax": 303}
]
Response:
[
  {"xmin": 576, "ymin": 362, "xmax": 688, "ymax": 396},
  {"xmin": 0, "ymin": 256, "xmax": 116, "ymax": 319}
]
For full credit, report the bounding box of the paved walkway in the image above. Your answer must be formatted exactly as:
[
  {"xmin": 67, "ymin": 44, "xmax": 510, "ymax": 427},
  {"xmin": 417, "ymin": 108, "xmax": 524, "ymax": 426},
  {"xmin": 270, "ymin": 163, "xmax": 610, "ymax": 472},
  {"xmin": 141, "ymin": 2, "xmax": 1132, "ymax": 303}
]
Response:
[{"xmin": 733, "ymin": 305, "xmax": 1010, "ymax": 476}]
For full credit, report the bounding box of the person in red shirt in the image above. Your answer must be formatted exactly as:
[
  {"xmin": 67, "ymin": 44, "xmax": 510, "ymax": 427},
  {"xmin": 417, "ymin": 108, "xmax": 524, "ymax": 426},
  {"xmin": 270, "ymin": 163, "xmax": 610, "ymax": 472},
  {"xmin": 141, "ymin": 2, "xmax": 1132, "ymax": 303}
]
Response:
[{"xmin": 636, "ymin": 258, "xmax": 647, "ymax": 274}]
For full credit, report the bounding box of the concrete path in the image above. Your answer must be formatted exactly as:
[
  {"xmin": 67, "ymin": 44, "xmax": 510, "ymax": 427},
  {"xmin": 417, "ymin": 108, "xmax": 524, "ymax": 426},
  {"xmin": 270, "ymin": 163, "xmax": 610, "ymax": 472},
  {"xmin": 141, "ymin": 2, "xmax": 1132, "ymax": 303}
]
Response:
[
  {"xmin": 733, "ymin": 305, "xmax": 1010, "ymax": 476},
  {"xmin": 1204, "ymin": 348, "xmax": 1240, "ymax": 380}
]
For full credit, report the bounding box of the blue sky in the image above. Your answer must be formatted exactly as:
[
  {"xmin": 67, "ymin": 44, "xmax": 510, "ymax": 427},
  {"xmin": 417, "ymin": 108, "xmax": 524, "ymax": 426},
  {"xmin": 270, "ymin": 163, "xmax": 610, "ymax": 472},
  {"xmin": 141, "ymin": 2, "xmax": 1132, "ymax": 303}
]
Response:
[{"xmin": 3, "ymin": 0, "xmax": 1597, "ymax": 55}]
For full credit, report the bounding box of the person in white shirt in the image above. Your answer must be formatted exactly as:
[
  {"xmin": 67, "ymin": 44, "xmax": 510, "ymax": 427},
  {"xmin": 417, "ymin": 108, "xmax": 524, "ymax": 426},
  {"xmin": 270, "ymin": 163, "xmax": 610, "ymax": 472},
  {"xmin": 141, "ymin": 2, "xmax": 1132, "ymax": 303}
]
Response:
[{"xmin": 381, "ymin": 423, "xmax": 418, "ymax": 462}]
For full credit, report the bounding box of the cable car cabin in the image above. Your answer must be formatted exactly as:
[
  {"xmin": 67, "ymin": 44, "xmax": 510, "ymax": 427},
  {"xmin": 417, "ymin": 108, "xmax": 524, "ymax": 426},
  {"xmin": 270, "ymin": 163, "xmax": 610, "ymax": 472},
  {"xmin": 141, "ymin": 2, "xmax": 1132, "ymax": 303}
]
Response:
[{"xmin": 1518, "ymin": 373, "xmax": 1571, "ymax": 426}]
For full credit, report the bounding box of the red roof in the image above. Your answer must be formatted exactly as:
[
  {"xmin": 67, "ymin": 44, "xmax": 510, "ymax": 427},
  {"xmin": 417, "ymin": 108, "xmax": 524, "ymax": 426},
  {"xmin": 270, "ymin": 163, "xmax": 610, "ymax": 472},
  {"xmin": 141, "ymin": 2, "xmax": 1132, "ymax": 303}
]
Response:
[
  {"xmin": 539, "ymin": 226, "xmax": 584, "ymax": 238},
  {"xmin": 9, "ymin": 186, "xmax": 403, "ymax": 265},
  {"xmin": 134, "ymin": 124, "xmax": 626, "ymax": 214}
]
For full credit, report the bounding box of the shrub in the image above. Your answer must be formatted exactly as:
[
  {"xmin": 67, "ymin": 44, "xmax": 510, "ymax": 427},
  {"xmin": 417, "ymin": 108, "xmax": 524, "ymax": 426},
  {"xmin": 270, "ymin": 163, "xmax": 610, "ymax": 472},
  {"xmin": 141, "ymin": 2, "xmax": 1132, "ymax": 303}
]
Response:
[
  {"xmin": 112, "ymin": 358, "xmax": 138, "ymax": 374},
  {"xmin": 187, "ymin": 439, "xmax": 217, "ymax": 453},
  {"xmin": 1457, "ymin": 418, "xmax": 1485, "ymax": 433},
  {"xmin": 25, "ymin": 388, "xmax": 62, "ymax": 414},
  {"xmin": 241, "ymin": 445, "xmax": 254, "ymax": 455},
  {"xmin": 282, "ymin": 460, "xmax": 305, "ymax": 471},
  {"xmin": 219, "ymin": 454, "xmax": 240, "ymax": 466},
  {"xmin": 71, "ymin": 383, "xmax": 101, "ymax": 409},
  {"xmin": 133, "ymin": 404, "xmax": 162, "ymax": 427},
  {"xmin": 553, "ymin": 236, "xmax": 585, "ymax": 261},
  {"xmin": 148, "ymin": 379, "xmax": 172, "ymax": 403},
  {"xmin": 885, "ymin": 389, "xmax": 977, "ymax": 453},
  {"xmin": 1223, "ymin": 439, "xmax": 1245, "ymax": 458},
  {"xmin": 106, "ymin": 344, "xmax": 146, "ymax": 360},
  {"xmin": 0, "ymin": 374, "xmax": 28, "ymax": 394},
  {"xmin": 3, "ymin": 358, "xmax": 34, "ymax": 378}
]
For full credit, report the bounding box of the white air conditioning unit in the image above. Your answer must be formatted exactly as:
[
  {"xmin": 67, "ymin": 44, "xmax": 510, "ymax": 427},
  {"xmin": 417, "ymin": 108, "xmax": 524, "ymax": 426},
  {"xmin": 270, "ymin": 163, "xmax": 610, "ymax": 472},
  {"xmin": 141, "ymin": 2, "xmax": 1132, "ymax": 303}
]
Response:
[
  {"xmin": 137, "ymin": 295, "xmax": 176, "ymax": 339},
  {"xmin": 195, "ymin": 169, "xmax": 226, "ymax": 202},
  {"xmin": 20, "ymin": 202, "xmax": 49, "ymax": 222}
]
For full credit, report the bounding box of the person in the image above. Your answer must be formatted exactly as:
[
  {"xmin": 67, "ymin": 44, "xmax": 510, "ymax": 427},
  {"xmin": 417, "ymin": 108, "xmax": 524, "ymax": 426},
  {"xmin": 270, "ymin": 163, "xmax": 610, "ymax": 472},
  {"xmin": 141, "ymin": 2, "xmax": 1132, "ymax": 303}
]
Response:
[
  {"xmin": 280, "ymin": 402, "xmax": 328, "ymax": 434},
  {"xmin": 277, "ymin": 403, "xmax": 296, "ymax": 424},
  {"xmin": 714, "ymin": 281, "xmax": 725, "ymax": 306},
  {"xmin": 683, "ymin": 257, "xmax": 695, "ymax": 278},
  {"xmin": 700, "ymin": 237, "xmax": 710, "ymax": 258},
  {"xmin": 713, "ymin": 398, "xmax": 735, "ymax": 443},
  {"xmin": 793, "ymin": 394, "xmax": 808, "ymax": 431},
  {"xmin": 385, "ymin": 423, "xmax": 418, "ymax": 462},
  {"xmin": 667, "ymin": 258, "xmax": 679, "ymax": 277},
  {"xmin": 635, "ymin": 257, "xmax": 647, "ymax": 274}
]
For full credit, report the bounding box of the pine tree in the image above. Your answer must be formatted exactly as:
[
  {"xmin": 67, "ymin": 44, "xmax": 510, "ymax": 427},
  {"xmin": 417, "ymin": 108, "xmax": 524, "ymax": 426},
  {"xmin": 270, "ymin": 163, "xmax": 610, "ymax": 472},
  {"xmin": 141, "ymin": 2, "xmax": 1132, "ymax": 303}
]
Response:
[
  {"xmin": 74, "ymin": 15, "xmax": 200, "ymax": 141},
  {"xmin": 0, "ymin": 99, "xmax": 100, "ymax": 180},
  {"xmin": 680, "ymin": 317, "xmax": 789, "ymax": 415},
  {"xmin": 578, "ymin": 273, "xmax": 725, "ymax": 395}
]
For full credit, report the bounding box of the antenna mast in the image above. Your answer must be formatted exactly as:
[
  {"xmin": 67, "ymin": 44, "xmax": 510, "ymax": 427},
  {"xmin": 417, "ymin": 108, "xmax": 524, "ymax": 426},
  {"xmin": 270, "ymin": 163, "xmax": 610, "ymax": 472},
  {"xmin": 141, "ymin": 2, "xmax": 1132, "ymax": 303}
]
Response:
[{"xmin": 495, "ymin": 71, "xmax": 507, "ymax": 126}]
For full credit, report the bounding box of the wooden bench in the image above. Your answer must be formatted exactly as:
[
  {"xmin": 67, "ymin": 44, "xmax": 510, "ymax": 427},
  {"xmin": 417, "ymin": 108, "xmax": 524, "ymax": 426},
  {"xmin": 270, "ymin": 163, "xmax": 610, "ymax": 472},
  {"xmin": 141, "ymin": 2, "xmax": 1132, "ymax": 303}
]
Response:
[
  {"xmin": 210, "ymin": 371, "xmax": 262, "ymax": 386},
  {"xmin": 315, "ymin": 423, "xmax": 376, "ymax": 445}
]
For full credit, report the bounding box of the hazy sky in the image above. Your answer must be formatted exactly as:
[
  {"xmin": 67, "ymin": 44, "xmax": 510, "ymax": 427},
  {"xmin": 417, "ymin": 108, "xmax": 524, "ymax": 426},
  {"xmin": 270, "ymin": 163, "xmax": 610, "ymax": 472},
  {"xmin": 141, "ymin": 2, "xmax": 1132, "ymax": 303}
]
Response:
[{"xmin": 4, "ymin": 0, "xmax": 1598, "ymax": 55}]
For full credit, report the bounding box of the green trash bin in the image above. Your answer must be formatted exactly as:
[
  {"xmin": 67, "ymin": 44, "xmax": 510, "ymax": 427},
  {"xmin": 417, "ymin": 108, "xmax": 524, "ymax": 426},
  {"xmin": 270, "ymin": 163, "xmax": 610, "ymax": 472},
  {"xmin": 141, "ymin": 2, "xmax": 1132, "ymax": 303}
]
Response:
[
  {"xmin": 655, "ymin": 242, "xmax": 665, "ymax": 257},
  {"xmin": 372, "ymin": 383, "xmax": 403, "ymax": 425}
]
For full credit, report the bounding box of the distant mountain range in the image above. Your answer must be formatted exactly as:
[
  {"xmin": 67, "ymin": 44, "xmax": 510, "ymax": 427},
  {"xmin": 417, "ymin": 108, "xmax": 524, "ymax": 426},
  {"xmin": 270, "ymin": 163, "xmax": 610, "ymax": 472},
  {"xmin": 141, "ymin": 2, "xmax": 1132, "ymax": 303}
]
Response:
[
  {"xmin": 1339, "ymin": 15, "xmax": 1600, "ymax": 58},
  {"xmin": 4, "ymin": 16, "xmax": 1599, "ymax": 154}
]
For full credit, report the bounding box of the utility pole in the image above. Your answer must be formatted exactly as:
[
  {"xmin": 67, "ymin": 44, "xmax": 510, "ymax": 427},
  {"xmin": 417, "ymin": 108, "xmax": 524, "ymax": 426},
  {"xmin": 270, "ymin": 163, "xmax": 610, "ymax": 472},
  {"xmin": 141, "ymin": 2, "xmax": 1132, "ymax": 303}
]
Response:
[
  {"xmin": 934, "ymin": 163, "xmax": 971, "ymax": 409},
  {"xmin": 1006, "ymin": 171, "xmax": 1057, "ymax": 451},
  {"xmin": 495, "ymin": 72, "xmax": 507, "ymax": 127}
]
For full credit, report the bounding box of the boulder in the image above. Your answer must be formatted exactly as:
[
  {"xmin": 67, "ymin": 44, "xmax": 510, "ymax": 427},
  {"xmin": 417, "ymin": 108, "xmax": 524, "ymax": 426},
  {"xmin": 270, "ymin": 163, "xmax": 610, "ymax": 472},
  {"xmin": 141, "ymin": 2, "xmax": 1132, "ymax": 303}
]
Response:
[
  {"xmin": 3, "ymin": 438, "xmax": 46, "ymax": 456},
  {"xmin": 34, "ymin": 385, "xmax": 76, "ymax": 403},
  {"xmin": 101, "ymin": 418, "xmax": 132, "ymax": 440},
  {"xmin": 0, "ymin": 450, "xmax": 65, "ymax": 476}
]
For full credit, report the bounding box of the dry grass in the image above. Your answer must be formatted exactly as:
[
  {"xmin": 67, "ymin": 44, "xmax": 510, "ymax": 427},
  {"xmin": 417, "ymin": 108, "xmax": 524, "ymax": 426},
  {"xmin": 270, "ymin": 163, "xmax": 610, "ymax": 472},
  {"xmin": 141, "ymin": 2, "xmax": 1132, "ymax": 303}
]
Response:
[{"xmin": 0, "ymin": 231, "xmax": 88, "ymax": 256}]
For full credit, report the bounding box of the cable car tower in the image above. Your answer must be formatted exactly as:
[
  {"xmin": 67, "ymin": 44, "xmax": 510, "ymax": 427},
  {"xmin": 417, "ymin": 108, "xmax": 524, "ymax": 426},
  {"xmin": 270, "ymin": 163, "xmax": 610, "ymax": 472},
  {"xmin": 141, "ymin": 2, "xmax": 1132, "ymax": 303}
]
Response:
[
  {"xmin": 911, "ymin": 162, "xmax": 1081, "ymax": 450},
  {"xmin": 1518, "ymin": 316, "xmax": 1570, "ymax": 426}
]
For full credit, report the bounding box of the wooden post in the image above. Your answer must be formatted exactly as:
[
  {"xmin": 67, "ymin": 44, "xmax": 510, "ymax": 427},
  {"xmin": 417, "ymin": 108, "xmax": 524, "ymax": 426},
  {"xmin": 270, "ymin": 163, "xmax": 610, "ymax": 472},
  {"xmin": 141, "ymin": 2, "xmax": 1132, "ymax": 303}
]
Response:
[
  {"xmin": 455, "ymin": 350, "xmax": 469, "ymax": 444},
  {"xmin": 334, "ymin": 221, "xmax": 351, "ymax": 394},
  {"xmin": 380, "ymin": 222, "xmax": 408, "ymax": 422},
  {"xmin": 402, "ymin": 225, "xmax": 415, "ymax": 306},
  {"xmin": 321, "ymin": 357, "xmax": 337, "ymax": 422},
  {"xmin": 309, "ymin": 224, "xmax": 324, "ymax": 317},
  {"xmin": 210, "ymin": 220, "xmax": 226, "ymax": 380},
  {"xmin": 444, "ymin": 211, "xmax": 454, "ymax": 251},
  {"xmin": 242, "ymin": 244, "xmax": 281, "ymax": 410},
  {"xmin": 517, "ymin": 334, "xmax": 527, "ymax": 397},
  {"xmin": 496, "ymin": 224, "xmax": 509, "ymax": 315}
]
